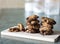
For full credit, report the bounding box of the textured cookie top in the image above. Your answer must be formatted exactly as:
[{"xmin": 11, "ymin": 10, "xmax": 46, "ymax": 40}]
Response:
[
  {"xmin": 26, "ymin": 15, "xmax": 39, "ymax": 21},
  {"xmin": 41, "ymin": 17, "xmax": 56, "ymax": 25}
]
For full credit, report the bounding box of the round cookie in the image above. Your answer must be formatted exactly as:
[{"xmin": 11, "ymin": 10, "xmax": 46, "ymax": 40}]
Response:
[
  {"xmin": 40, "ymin": 26, "xmax": 53, "ymax": 35},
  {"xmin": 26, "ymin": 29, "xmax": 36, "ymax": 33},
  {"xmin": 26, "ymin": 15, "xmax": 39, "ymax": 21},
  {"xmin": 17, "ymin": 23, "xmax": 25, "ymax": 31},
  {"xmin": 26, "ymin": 20, "xmax": 40, "ymax": 26},
  {"xmin": 25, "ymin": 24, "xmax": 40, "ymax": 33},
  {"xmin": 41, "ymin": 17, "xmax": 56, "ymax": 25},
  {"xmin": 26, "ymin": 28, "xmax": 40, "ymax": 33},
  {"xmin": 41, "ymin": 22, "xmax": 53, "ymax": 29},
  {"xmin": 9, "ymin": 27, "xmax": 20, "ymax": 32}
]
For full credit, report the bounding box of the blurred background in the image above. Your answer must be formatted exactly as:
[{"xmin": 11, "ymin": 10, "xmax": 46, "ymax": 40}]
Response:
[
  {"xmin": 0, "ymin": 0, "xmax": 60, "ymax": 31},
  {"xmin": 0, "ymin": 0, "xmax": 59, "ymax": 15},
  {"xmin": 0, "ymin": 0, "xmax": 24, "ymax": 8}
]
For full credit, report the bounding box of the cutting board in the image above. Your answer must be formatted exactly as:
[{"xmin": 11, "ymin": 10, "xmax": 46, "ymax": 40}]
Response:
[{"xmin": 1, "ymin": 26, "xmax": 60, "ymax": 42}]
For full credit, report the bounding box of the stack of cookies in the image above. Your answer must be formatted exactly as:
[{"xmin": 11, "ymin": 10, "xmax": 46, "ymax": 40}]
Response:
[
  {"xmin": 26, "ymin": 15, "xmax": 40, "ymax": 33},
  {"xmin": 40, "ymin": 17, "xmax": 56, "ymax": 35},
  {"xmin": 9, "ymin": 15, "xmax": 56, "ymax": 35}
]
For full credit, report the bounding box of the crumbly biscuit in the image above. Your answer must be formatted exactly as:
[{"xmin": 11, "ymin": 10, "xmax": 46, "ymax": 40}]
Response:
[
  {"xmin": 41, "ymin": 22, "xmax": 53, "ymax": 29},
  {"xmin": 40, "ymin": 26, "xmax": 53, "ymax": 35},
  {"xmin": 17, "ymin": 23, "xmax": 25, "ymax": 31},
  {"xmin": 41, "ymin": 17, "xmax": 56, "ymax": 25},
  {"xmin": 26, "ymin": 15, "xmax": 39, "ymax": 21},
  {"xmin": 9, "ymin": 27, "xmax": 20, "ymax": 32}
]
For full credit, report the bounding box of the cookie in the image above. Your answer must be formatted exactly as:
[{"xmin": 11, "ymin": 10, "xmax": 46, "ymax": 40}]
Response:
[
  {"xmin": 41, "ymin": 22, "xmax": 53, "ymax": 29},
  {"xmin": 9, "ymin": 27, "xmax": 20, "ymax": 32},
  {"xmin": 17, "ymin": 23, "xmax": 25, "ymax": 31},
  {"xmin": 26, "ymin": 28, "xmax": 40, "ymax": 33},
  {"xmin": 26, "ymin": 15, "xmax": 39, "ymax": 21},
  {"xmin": 40, "ymin": 26, "xmax": 53, "ymax": 35},
  {"xmin": 41, "ymin": 17, "xmax": 56, "ymax": 25},
  {"xmin": 26, "ymin": 20, "xmax": 39, "ymax": 25}
]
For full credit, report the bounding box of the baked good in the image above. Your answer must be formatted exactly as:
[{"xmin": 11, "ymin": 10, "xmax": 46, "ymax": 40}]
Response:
[
  {"xmin": 41, "ymin": 17, "xmax": 56, "ymax": 25},
  {"xmin": 26, "ymin": 15, "xmax": 39, "ymax": 21},
  {"xmin": 40, "ymin": 26, "xmax": 53, "ymax": 35},
  {"xmin": 17, "ymin": 23, "xmax": 25, "ymax": 31},
  {"xmin": 39, "ymin": 17, "xmax": 56, "ymax": 35},
  {"xmin": 26, "ymin": 15, "xmax": 40, "ymax": 33},
  {"xmin": 9, "ymin": 27, "xmax": 20, "ymax": 32}
]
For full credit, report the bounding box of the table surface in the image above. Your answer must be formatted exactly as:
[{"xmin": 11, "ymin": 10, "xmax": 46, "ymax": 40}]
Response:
[{"xmin": 0, "ymin": 8, "xmax": 60, "ymax": 44}]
